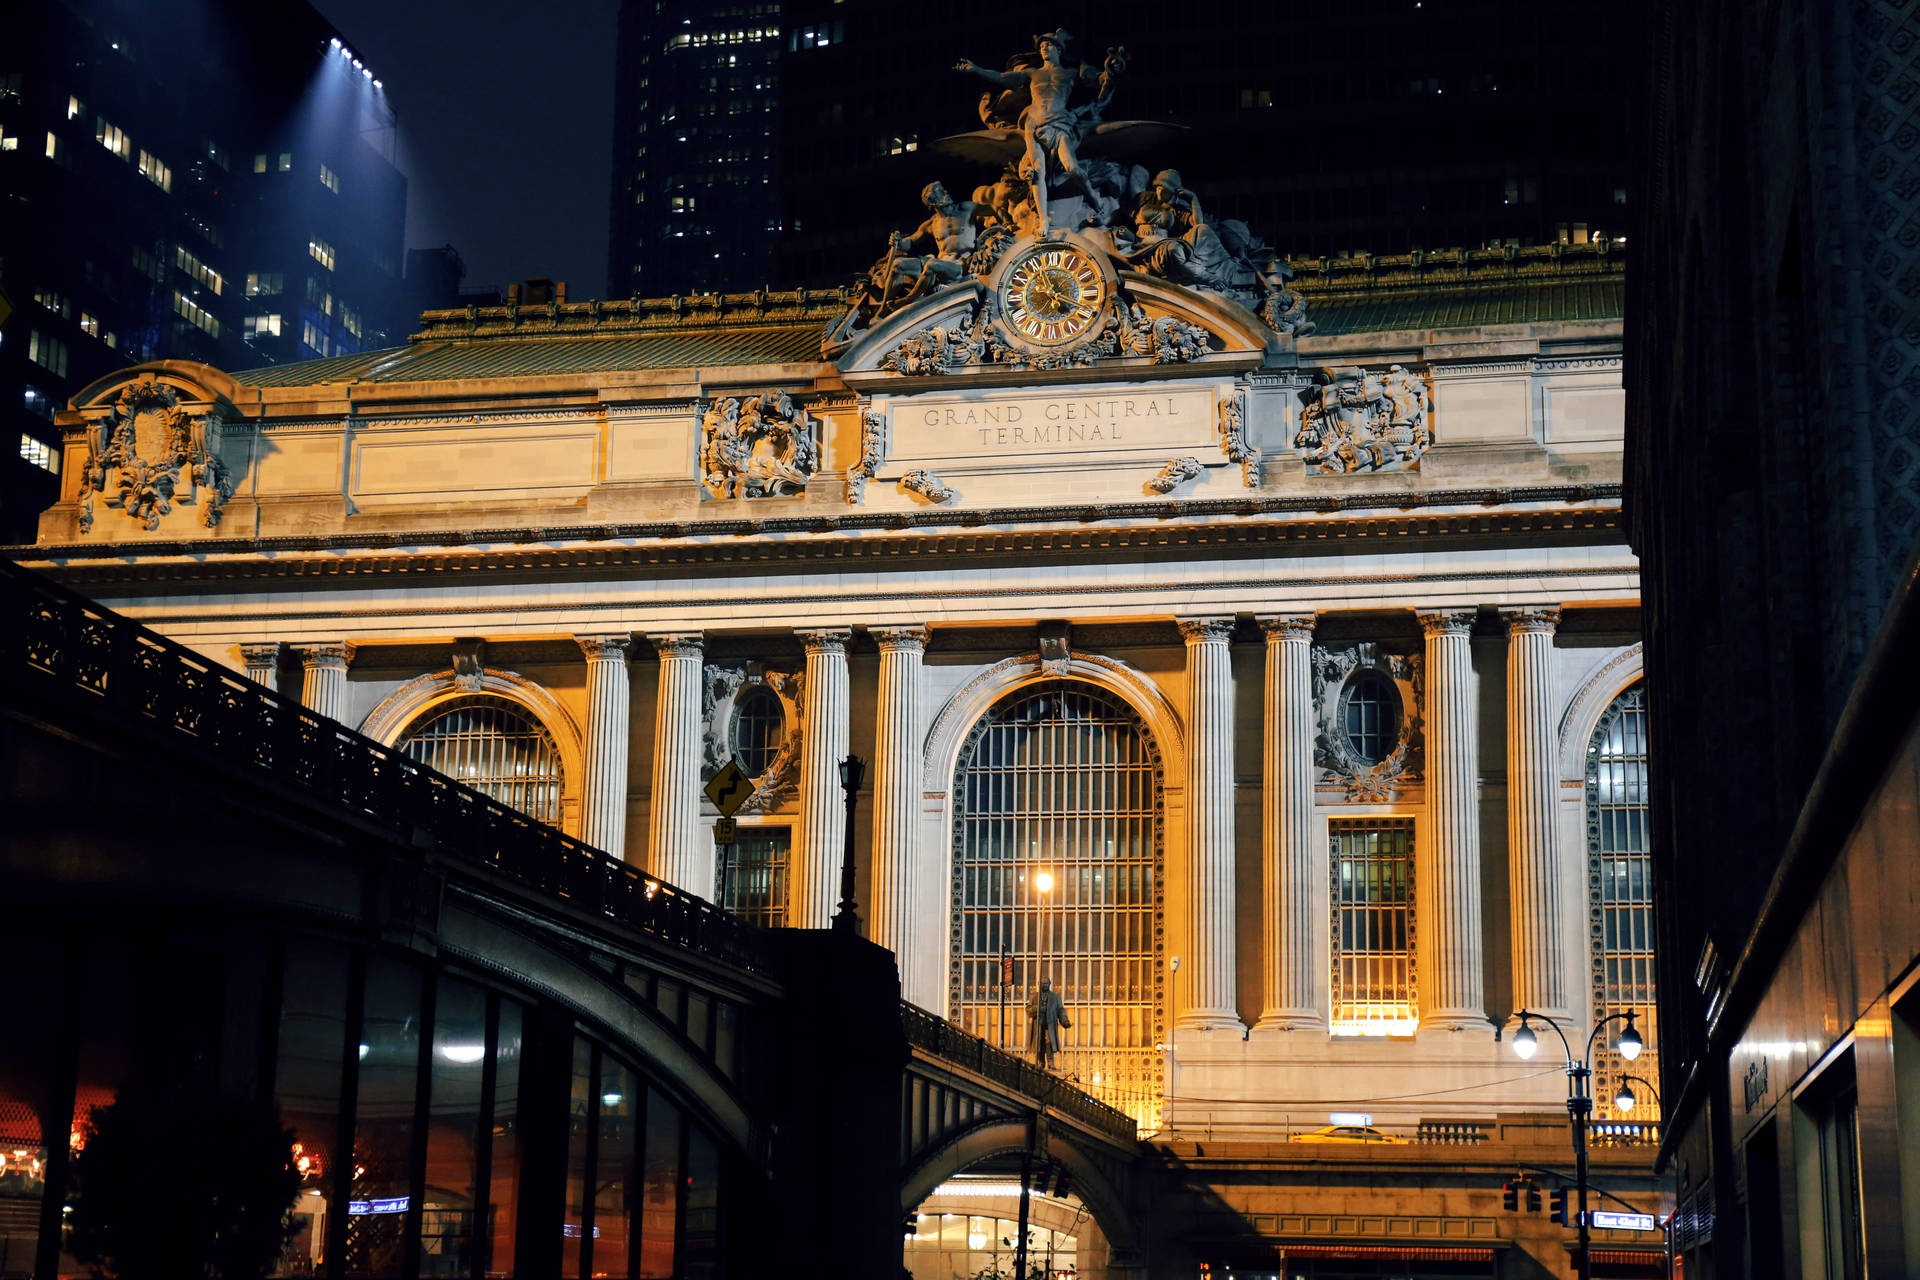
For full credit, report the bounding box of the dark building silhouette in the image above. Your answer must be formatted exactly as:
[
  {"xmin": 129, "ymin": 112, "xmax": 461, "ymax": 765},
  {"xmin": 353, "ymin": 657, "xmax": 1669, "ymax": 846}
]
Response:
[
  {"xmin": 1628, "ymin": 0, "xmax": 1920, "ymax": 1274},
  {"xmin": 0, "ymin": 0, "xmax": 407, "ymax": 544},
  {"xmin": 607, "ymin": 0, "xmax": 1632, "ymax": 295}
]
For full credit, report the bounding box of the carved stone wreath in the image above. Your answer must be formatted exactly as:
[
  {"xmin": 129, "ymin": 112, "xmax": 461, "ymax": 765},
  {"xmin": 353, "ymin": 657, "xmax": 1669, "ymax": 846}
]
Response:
[
  {"xmin": 699, "ymin": 390, "xmax": 819, "ymax": 498},
  {"xmin": 1311, "ymin": 642, "xmax": 1424, "ymax": 801},
  {"xmin": 78, "ymin": 376, "xmax": 234, "ymax": 532},
  {"xmin": 878, "ymin": 291, "xmax": 1215, "ymax": 376},
  {"xmin": 701, "ymin": 663, "xmax": 803, "ymax": 814}
]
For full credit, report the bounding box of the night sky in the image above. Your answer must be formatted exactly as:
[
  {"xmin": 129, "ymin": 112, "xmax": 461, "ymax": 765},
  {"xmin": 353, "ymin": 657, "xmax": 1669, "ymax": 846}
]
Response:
[{"xmin": 314, "ymin": 0, "xmax": 621, "ymax": 298}]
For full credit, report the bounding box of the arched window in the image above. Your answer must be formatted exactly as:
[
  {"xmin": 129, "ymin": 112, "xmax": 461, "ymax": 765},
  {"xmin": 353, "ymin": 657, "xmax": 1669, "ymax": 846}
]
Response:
[
  {"xmin": 1339, "ymin": 669, "xmax": 1401, "ymax": 765},
  {"xmin": 730, "ymin": 685, "xmax": 784, "ymax": 778},
  {"xmin": 399, "ymin": 696, "xmax": 564, "ymax": 826},
  {"xmin": 950, "ymin": 681, "xmax": 1163, "ymax": 1126},
  {"xmin": 1587, "ymin": 683, "xmax": 1657, "ymax": 1118}
]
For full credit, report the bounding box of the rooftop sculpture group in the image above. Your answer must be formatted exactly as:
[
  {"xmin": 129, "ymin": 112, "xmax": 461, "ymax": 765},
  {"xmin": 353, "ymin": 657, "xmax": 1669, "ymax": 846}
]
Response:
[{"xmin": 826, "ymin": 28, "xmax": 1314, "ymax": 361}]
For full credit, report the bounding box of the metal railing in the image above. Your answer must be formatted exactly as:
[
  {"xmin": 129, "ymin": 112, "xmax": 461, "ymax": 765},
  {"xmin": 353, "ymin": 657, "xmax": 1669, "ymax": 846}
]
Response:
[
  {"xmin": 0, "ymin": 558, "xmax": 772, "ymax": 972},
  {"xmin": 899, "ymin": 1002, "xmax": 1139, "ymax": 1146}
]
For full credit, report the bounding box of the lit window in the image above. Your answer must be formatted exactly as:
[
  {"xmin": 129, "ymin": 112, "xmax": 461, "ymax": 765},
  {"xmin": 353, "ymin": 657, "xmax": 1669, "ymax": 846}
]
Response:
[
  {"xmin": 19, "ymin": 434, "xmax": 59, "ymax": 473},
  {"xmin": 94, "ymin": 116, "xmax": 130, "ymax": 159},
  {"xmin": 171, "ymin": 290, "xmax": 220, "ymax": 338},
  {"xmin": 32, "ymin": 288, "xmax": 70, "ymax": 318},
  {"xmin": 243, "ymin": 314, "xmax": 283, "ymax": 338},
  {"xmin": 716, "ymin": 826, "xmax": 789, "ymax": 928},
  {"xmin": 301, "ymin": 320, "xmax": 327, "ymax": 355},
  {"xmin": 27, "ymin": 330, "xmax": 68, "ymax": 377},
  {"xmin": 174, "ymin": 245, "xmax": 224, "ymax": 295},
  {"xmin": 252, "ymin": 153, "xmax": 267, "ymax": 173},
  {"xmin": 22, "ymin": 389, "xmax": 53, "ymax": 422},
  {"xmin": 0, "ymin": 131, "xmax": 17, "ymax": 152},
  {"xmin": 308, "ymin": 238, "xmax": 335, "ymax": 270},
  {"xmin": 318, "ymin": 162, "xmax": 340, "ymax": 194},
  {"xmin": 1330, "ymin": 819, "xmax": 1416, "ymax": 1035},
  {"xmin": 339, "ymin": 303, "xmax": 363, "ymax": 340},
  {"xmin": 205, "ymin": 140, "xmax": 229, "ymax": 170},
  {"xmin": 45, "ymin": 131, "xmax": 67, "ymax": 163},
  {"xmin": 79, "ymin": 312, "xmax": 99, "ymax": 337},
  {"xmin": 1588, "ymin": 684, "xmax": 1657, "ymax": 1115},
  {"xmin": 277, "ymin": 152, "xmax": 292, "ymax": 171},
  {"xmin": 398, "ymin": 697, "xmax": 564, "ymax": 825},
  {"xmin": 244, "ymin": 271, "xmax": 284, "ymax": 297},
  {"xmin": 138, "ymin": 149, "xmax": 171, "ymax": 191},
  {"xmin": 67, "ymin": 95, "xmax": 83, "ymax": 120}
]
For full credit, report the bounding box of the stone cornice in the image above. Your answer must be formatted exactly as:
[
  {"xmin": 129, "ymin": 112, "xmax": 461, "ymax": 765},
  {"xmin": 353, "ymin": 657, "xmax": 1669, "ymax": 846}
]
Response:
[{"xmin": 18, "ymin": 499, "xmax": 1629, "ymax": 591}]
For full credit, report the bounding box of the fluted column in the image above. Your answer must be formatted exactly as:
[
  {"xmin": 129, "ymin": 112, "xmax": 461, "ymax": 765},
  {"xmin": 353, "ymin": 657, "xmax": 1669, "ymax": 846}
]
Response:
[
  {"xmin": 1177, "ymin": 617, "xmax": 1241, "ymax": 1030},
  {"xmin": 1504, "ymin": 607, "xmax": 1566, "ymax": 1021},
  {"xmin": 575, "ymin": 635, "xmax": 635, "ymax": 860},
  {"xmin": 645, "ymin": 633, "xmax": 705, "ymax": 889},
  {"xmin": 870, "ymin": 626, "xmax": 929, "ymax": 1002},
  {"xmin": 239, "ymin": 642, "xmax": 282, "ymax": 694},
  {"xmin": 1416, "ymin": 609, "xmax": 1492, "ymax": 1031},
  {"xmin": 794, "ymin": 629, "xmax": 852, "ymax": 929},
  {"xmin": 295, "ymin": 642, "xmax": 354, "ymax": 722},
  {"xmin": 1255, "ymin": 613, "xmax": 1323, "ymax": 1030}
]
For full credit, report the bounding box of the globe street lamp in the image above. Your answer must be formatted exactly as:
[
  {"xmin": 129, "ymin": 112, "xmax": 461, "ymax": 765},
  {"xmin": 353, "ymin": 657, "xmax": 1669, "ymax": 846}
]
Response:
[{"xmin": 1511, "ymin": 1008, "xmax": 1643, "ymax": 1280}]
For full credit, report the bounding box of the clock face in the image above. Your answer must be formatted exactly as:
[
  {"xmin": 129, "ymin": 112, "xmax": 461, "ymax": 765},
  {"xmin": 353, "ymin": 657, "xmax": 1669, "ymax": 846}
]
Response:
[{"xmin": 1000, "ymin": 246, "xmax": 1107, "ymax": 346}]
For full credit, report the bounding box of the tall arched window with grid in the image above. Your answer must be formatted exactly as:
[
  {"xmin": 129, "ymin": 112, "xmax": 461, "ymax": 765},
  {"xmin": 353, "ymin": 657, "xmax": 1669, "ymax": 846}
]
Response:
[
  {"xmin": 949, "ymin": 681, "xmax": 1164, "ymax": 1129},
  {"xmin": 1587, "ymin": 683, "xmax": 1657, "ymax": 1123},
  {"xmin": 399, "ymin": 696, "xmax": 565, "ymax": 826}
]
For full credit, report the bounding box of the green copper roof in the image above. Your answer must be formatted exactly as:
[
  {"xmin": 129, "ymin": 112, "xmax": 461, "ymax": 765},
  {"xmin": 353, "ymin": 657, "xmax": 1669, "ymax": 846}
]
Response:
[{"xmin": 1301, "ymin": 277, "xmax": 1624, "ymax": 337}]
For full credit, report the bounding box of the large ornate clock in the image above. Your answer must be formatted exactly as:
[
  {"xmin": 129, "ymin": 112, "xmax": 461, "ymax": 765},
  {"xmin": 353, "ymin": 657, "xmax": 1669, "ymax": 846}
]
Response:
[{"xmin": 998, "ymin": 242, "xmax": 1110, "ymax": 347}]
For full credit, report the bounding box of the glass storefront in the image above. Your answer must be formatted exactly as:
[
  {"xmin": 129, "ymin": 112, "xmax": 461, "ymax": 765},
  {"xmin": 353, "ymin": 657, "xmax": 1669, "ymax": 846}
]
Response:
[{"xmin": 904, "ymin": 1213, "xmax": 1077, "ymax": 1280}]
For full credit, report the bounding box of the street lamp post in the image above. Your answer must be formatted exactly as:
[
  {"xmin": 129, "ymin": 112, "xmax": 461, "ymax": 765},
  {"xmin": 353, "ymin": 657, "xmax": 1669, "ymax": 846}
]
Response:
[
  {"xmin": 1613, "ymin": 1074, "xmax": 1672, "ymax": 1280},
  {"xmin": 1511, "ymin": 1008, "xmax": 1643, "ymax": 1280},
  {"xmin": 832, "ymin": 755, "xmax": 864, "ymax": 934}
]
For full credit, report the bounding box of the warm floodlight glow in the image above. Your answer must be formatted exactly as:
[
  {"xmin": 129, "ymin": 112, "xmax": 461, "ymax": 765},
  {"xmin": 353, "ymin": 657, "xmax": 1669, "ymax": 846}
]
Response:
[
  {"xmin": 1034, "ymin": 871, "xmax": 1054, "ymax": 893},
  {"xmin": 1618, "ymin": 1013, "xmax": 1643, "ymax": 1061},
  {"xmin": 1512, "ymin": 1020, "xmax": 1539, "ymax": 1060}
]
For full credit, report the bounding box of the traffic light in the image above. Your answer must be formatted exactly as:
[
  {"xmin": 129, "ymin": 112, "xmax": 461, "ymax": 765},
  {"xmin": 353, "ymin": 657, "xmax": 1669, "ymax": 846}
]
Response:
[
  {"xmin": 1549, "ymin": 1187, "xmax": 1569, "ymax": 1225},
  {"xmin": 1052, "ymin": 1168, "xmax": 1073, "ymax": 1200},
  {"xmin": 1502, "ymin": 1181, "xmax": 1519, "ymax": 1211},
  {"xmin": 1526, "ymin": 1184, "xmax": 1542, "ymax": 1213}
]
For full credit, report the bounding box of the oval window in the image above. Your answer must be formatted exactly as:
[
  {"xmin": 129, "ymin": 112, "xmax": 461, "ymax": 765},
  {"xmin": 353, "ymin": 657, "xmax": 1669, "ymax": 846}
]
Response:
[
  {"xmin": 1339, "ymin": 670, "xmax": 1400, "ymax": 765},
  {"xmin": 731, "ymin": 685, "xmax": 785, "ymax": 777}
]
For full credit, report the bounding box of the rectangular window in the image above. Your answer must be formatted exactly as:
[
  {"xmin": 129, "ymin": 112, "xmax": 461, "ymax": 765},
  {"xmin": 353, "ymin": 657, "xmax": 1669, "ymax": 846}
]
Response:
[
  {"xmin": 22, "ymin": 388, "xmax": 54, "ymax": 422},
  {"xmin": 27, "ymin": 330, "xmax": 68, "ymax": 377},
  {"xmin": 277, "ymin": 151, "xmax": 292, "ymax": 171},
  {"xmin": 305, "ymin": 275, "xmax": 333, "ymax": 314},
  {"xmin": 301, "ymin": 320, "xmax": 327, "ymax": 355},
  {"xmin": 137, "ymin": 149, "xmax": 170, "ymax": 191},
  {"xmin": 245, "ymin": 271, "xmax": 284, "ymax": 297},
  {"xmin": 94, "ymin": 116, "xmax": 130, "ymax": 159},
  {"xmin": 44, "ymin": 131, "xmax": 67, "ymax": 164},
  {"xmin": 420, "ymin": 975, "xmax": 487, "ymax": 1275},
  {"xmin": 318, "ymin": 162, "xmax": 340, "ymax": 193},
  {"xmin": 173, "ymin": 245, "xmax": 224, "ymax": 295},
  {"xmin": 20, "ymin": 434, "xmax": 59, "ymax": 472},
  {"xmin": 271, "ymin": 938, "xmax": 350, "ymax": 1279},
  {"xmin": 309, "ymin": 237, "xmax": 335, "ymax": 271},
  {"xmin": 79, "ymin": 312, "xmax": 99, "ymax": 337},
  {"xmin": 243, "ymin": 314, "xmax": 282, "ymax": 338},
  {"xmin": 717, "ymin": 827, "xmax": 789, "ymax": 928},
  {"xmin": 67, "ymin": 95, "xmax": 84, "ymax": 120},
  {"xmin": 339, "ymin": 302, "xmax": 363, "ymax": 340},
  {"xmin": 171, "ymin": 290, "xmax": 220, "ymax": 338},
  {"xmin": 131, "ymin": 246, "xmax": 165, "ymax": 283},
  {"xmin": 1330, "ymin": 818, "xmax": 1416, "ymax": 1035},
  {"xmin": 32, "ymin": 288, "xmax": 70, "ymax": 319},
  {"xmin": 0, "ymin": 130, "xmax": 19, "ymax": 152},
  {"xmin": 252, "ymin": 152, "xmax": 267, "ymax": 173},
  {"xmin": 205, "ymin": 139, "xmax": 228, "ymax": 170}
]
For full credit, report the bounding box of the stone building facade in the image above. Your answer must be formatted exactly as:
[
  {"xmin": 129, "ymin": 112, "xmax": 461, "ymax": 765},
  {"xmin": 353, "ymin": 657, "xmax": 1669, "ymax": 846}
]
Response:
[{"xmin": 15, "ymin": 234, "xmax": 1666, "ymax": 1274}]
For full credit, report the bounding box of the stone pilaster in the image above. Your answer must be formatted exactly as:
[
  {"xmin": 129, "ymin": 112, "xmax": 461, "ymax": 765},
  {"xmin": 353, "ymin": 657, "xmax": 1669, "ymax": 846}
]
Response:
[
  {"xmin": 1255, "ymin": 613, "xmax": 1323, "ymax": 1030},
  {"xmin": 643, "ymin": 633, "xmax": 703, "ymax": 889},
  {"xmin": 870, "ymin": 626, "xmax": 929, "ymax": 1003},
  {"xmin": 239, "ymin": 642, "xmax": 282, "ymax": 694},
  {"xmin": 575, "ymin": 635, "xmax": 635, "ymax": 861},
  {"xmin": 1415, "ymin": 609, "xmax": 1492, "ymax": 1031},
  {"xmin": 1504, "ymin": 607, "xmax": 1566, "ymax": 1021},
  {"xmin": 1177, "ymin": 617, "xmax": 1241, "ymax": 1030},
  {"xmin": 794, "ymin": 629, "xmax": 853, "ymax": 929},
  {"xmin": 295, "ymin": 642, "xmax": 354, "ymax": 722}
]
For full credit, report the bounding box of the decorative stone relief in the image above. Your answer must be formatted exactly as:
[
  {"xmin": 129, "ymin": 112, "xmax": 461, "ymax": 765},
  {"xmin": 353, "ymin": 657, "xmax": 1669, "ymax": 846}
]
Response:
[
  {"xmin": 846, "ymin": 410, "xmax": 887, "ymax": 504},
  {"xmin": 1037, "ymin": 621, "xmax": 1072, "ymax": 675},
  {"xmin": 1310, "ymin": 641, "xmax": 1423, "ymax": 801},
  {"xmin": 77, "ymin": 376, "xmax": 234, "ymax": 532},
  {"xmin": 1293, "ymin": 365, "xmax": 1433, "ymax": 475},
  {"xmin": 451, "ymin": 641, "xmax": 487, "ymax": 693},
  {"xmin": 1217, "ymin": 389, "xmax": 1260, "ymax": 487},
  {"xmin": 901, "ymin": 469, "xmax": 957, "ymax": 503},
  {"xmin": 699, "ymin": 391, "xmax": 819, "ymax": 498},
  {"xmin": 874, "ymin": 290, "xmax": 1216, "ymax": 375},
  {"xmin": 700, "ymin": 662, "xmax": 803, "ymax": 813},
  {"xmin": 1148, "ymin": 455, "xmax": 1204, "ymax": 493}
]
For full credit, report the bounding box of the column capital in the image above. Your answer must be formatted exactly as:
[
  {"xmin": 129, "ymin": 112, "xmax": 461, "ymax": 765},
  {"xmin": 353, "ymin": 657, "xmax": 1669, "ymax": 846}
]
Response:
[
  {"xmin": 238, "ymin": 641, "xmax": 284, "ymax": 665},
  {"xmin": 1500, "ymin": 606, "xmax": 1563, "ymax": 635},
  {"xmin": 295, "ymin": 641, "xmax": 355, "ymax": 669},
  {"xmin": 1256, "ymin": 613, "xmax": 1318, "ymax": 642},
  {"xmin": 797, "ymin": 627, "xmax": 853, "ymax": 656},
  {"xmin": 1176, "ymin": 616, "xmax": 1236, "ymax": 644},
  {"xmin": 577, "ymin": 634, "xmax": 635, "ymax": 663},
  {"xmin": 870, "ymin": 625, "xmax": 929, "ymax": 653},
  {"xmin": 1415, "ymin": 608, "xmax": 1477, "ymax": 637},
  {"xmin": 644, "ymin": 632, "xmax": 704, "ymax": 659}
]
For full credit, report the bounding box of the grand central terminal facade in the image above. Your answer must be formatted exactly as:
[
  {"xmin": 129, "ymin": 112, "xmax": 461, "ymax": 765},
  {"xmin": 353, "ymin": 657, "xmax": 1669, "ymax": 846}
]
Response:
[{"xmin": 12, "ymin": 53, "xmax": 1660, "ymax": 1273}]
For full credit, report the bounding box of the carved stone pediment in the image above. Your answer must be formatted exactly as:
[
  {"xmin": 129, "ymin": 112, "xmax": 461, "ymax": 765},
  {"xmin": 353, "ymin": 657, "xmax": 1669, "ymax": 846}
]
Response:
[
  {"xmin": 1311, "ymin": 641, "xmax": 1424, "ymax": 801},
  {"xmin": 701, "ymin": 662, "xmax": 803, "ymax": 813},
  {"xmin": 75, "ymin": 373, "xmax": 235, "ymax": 532}
]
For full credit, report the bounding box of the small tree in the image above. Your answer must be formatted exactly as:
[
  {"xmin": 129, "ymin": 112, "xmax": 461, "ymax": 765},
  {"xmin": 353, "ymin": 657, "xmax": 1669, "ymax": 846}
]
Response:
[{"xmin": 66, "ymin": 1074, "xmax": 302, "ymax": 1279}]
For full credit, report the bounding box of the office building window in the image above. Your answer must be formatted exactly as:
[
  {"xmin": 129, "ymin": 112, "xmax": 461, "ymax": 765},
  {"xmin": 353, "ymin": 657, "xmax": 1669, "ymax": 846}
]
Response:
[
  {"xmin": 137, "ymin": 149, "xmax": 170, "ymax": 191},
  {"xmin": 94, "ymin": 117, "xmax": 130, "ymax": 159},
  {"xmin": 277, "ymin": 152, "xmax": 292, "ymax": 171},
  {"xmin": 309, "ymin": 238, "xmax": 335, "ymax": 271},
  {"xmin": 20, "ymin": 434, "xmax": 59, "ymax": 472},
  {"xmin": 1330, "ymin": 818, "xmax": 1416, "ymax": 1034},
  {"xmin": 951, "ymin": 680, "xmax": 1163, "ymax": 1127},
  {"xmin": 397, "ymin": 697, "xmax": 564, "ymax": 826},
  {"xmin": 245, "ymin": 271, "xmax": 284, "ymax": 297},
  {"xmin": 301, "ymin": 320, "xmax": 327, "ymax": 355},
  {"xmin": 23, "ymin": 389, "xmax": 54, "ymax": 422},
  {"xmin": 171, "ymin": 291, "xmax": 220, "ymax": 339},
  {"xmin": 318, "ymin": 162, "xmax": 340, "ymax": 193},
  {"xmin": 243, "ymin": 314, "xmax": 283, "ymax": 339},
  {"xmin": 1588, "ymin": 683, "xmax": 1657, "ymax": 1112},
  {"xmin": 716, "ymin": 826, "xmax": 789, "ymax": 928},
  {"xmin": 174, "ymin": 245, "xmax": 224, "ymax": 295},
  {"xmin": 252, "ymin": 152, "xmax": 267, "ymax": 173},
  {"xmin": 32, "ymin": 289, "xmax": 70, "ymax": 319},
  {"xmin": 28, "ymin": 330, "xmax": 68, "ymax": 377},
  {"xmin": 45, "ymin": 131, "xmax": 68, "ymax": 165},
  {"xmin": 78, "ymin": 312, "xmax": 99, "ymax": 338}
]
